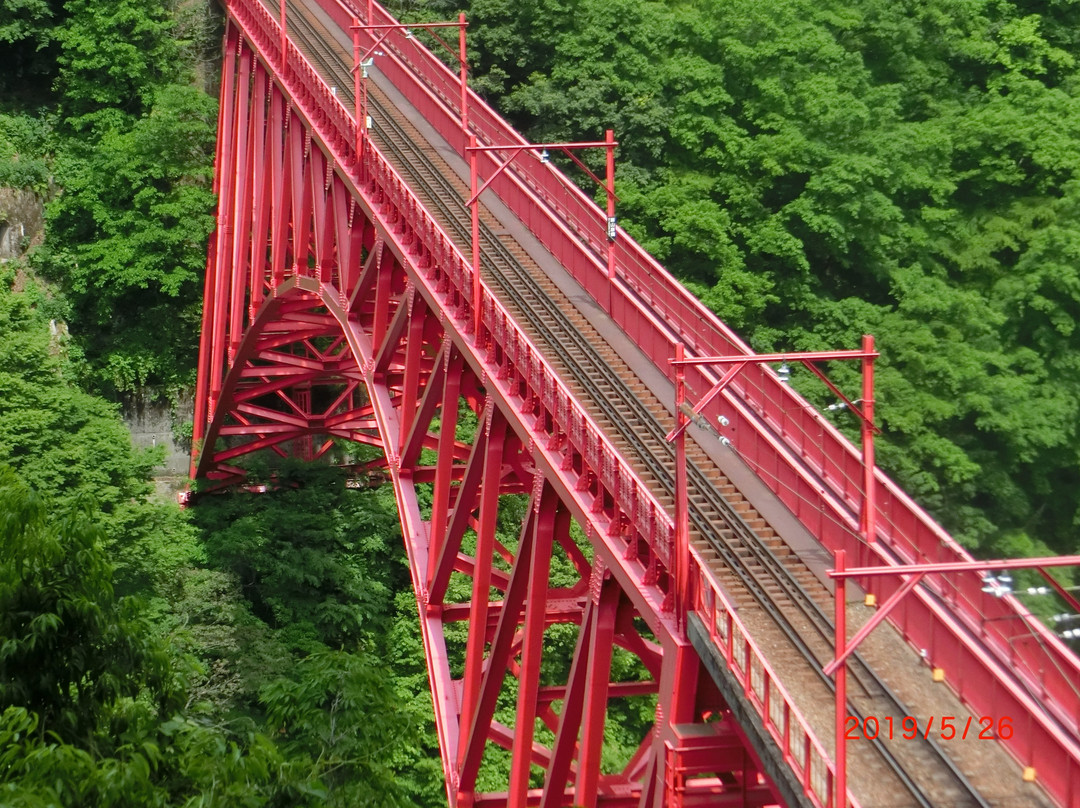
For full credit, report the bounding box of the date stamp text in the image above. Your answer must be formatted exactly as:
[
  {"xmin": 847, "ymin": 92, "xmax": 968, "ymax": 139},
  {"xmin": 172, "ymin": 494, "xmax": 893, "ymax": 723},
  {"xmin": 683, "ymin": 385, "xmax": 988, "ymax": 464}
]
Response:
[{"xmin": 845, "ymin": 715, "xmax": 1013, "ymax": 741}]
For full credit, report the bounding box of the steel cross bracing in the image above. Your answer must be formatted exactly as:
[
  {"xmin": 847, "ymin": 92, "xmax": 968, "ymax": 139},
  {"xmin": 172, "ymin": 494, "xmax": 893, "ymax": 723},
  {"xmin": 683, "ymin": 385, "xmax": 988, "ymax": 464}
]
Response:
[
  {"xmin": 194, "ymin": 6, "xmax": 778, "ymax": 806},
  {"xmin": 192, "ymin": 1, "xmax": 1080, "ymax": 806}
]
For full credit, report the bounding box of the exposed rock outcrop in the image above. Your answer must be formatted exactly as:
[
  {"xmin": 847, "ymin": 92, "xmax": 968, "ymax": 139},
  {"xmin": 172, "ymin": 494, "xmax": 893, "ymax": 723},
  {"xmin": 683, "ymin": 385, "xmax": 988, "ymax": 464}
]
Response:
[{"xmin": 0, "ymin": 188, "xmax": 44, "ymax": 261}]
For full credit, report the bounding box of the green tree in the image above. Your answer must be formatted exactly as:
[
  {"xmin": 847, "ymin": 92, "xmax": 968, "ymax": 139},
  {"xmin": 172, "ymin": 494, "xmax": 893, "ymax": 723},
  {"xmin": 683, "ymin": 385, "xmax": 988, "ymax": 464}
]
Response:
[
  {"xmin": 0, "ymin": 470, "xmax": 319, "ymax": 808},
  {"xmin": 54, "ymin": 0, "xmax": 181, "ymax": 129},
  {"xmin": 16, "ymin": 0, "xmax": 220, "ymax": 395},
  {"xmin": 261, "ymin": 650, "xmax": 425, "ymax": 808},
  {"xmin": 0, "ymin": 267, "xmax": 159, "ymax": 511},
  {"xmin": 0, "ymin": 0, "xmax": 63, "ymax": 99},
  {"xmin": 0, "ymin": 113, "xmax": 51, "ymax": 191},
  {"xmin": 0, "ymin": 467, "xmax": 177, "ymax": 745},
  {"xmin": 192, "ymin": 463, "xmax": 405, "ymax": 648},
  {"xmin": 40, "ymin": 83, "xmax": 217, "ymax": 394}
]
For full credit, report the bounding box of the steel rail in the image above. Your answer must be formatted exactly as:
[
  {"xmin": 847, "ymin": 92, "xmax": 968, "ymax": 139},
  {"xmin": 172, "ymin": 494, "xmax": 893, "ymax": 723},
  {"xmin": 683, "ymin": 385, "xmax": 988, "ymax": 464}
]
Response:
[{"xmin": 282, "ymin": 6, "xmax": 994, "ymax": 806}]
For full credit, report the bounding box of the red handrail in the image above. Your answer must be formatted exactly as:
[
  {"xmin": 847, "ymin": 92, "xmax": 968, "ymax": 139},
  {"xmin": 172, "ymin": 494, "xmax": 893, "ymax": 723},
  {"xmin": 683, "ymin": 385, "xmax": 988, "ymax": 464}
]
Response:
[{"xmin": 230, "ymin": 2, "xmax": 1080, "ymax": 803}]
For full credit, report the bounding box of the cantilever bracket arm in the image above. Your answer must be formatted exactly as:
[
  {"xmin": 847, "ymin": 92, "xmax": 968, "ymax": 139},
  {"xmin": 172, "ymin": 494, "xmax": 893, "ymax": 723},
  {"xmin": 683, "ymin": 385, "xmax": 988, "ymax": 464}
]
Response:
[
  {"xmin": 1036, "ymin": 567, "xmax": 1080, "ymax": 615},
  {"xmin": 664, "ymin": 361, "xmax": 746, "ymax": 443},
  {"xmin": 351, "ymin": 27, "xmax": 395, "ymax": 70},
  {"xmin": 798, "ymin": 360, "xmax": 881, "ymax": 436},
  {"xmin": 558, "ymin": 147, "xmax": 621, "ymax": 204},
  {"xmin": 823, "ymin": 553, "xmax": 1080, "ymax": 676},
  {"xmin": 466, "ymin": 139, "xmax": 618, "ymax": 208},
  {"xmin": 466, "ymin": 146, "xmax": 530, "ymax": 207},
  {"xmin": 823, "ymin": 572, "xmax": 924, "ymax": 676}
]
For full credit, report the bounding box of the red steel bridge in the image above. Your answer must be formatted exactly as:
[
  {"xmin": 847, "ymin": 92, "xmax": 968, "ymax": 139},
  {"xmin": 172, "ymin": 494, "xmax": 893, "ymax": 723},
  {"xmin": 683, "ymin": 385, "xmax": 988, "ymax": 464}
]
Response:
[{"xmin": 191, "ymin": 1, "xmax": 1080, "ymax": 805}]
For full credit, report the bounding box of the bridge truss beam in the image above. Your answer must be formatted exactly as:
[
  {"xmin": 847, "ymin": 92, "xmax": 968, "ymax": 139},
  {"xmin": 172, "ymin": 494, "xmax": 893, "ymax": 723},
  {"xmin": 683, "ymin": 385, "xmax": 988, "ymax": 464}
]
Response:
[{"xmin": 193, "ymin": 13, "xmax": 781, "ymax": 807}]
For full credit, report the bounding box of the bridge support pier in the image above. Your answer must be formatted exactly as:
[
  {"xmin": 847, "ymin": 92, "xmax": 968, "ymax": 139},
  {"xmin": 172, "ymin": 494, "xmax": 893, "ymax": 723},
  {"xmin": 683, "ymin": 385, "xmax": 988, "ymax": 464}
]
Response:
[{"xmin": 193, "ymin": 4, "xmax": 823, "ymax": 805}]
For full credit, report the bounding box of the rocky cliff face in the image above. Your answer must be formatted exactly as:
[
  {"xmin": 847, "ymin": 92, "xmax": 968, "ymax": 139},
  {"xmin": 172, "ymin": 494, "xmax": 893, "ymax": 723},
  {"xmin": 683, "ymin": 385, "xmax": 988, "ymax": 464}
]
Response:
[
  {"xmin": 0, "ymin": 188, "xmax": 44, "ymax": 261},
  {"xmin": 122, "ymin": 391, "xmax": 195, "ymax": 499}
]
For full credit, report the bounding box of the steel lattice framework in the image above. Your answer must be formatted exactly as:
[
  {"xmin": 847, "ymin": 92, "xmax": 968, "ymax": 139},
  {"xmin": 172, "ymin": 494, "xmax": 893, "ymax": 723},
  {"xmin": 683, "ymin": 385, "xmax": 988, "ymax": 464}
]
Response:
[
  {"xmin": 192, "ymin": 7, "xmax": 776, "ymax": 806},
  {"xmin": 193, "ymin": 1, "xmax": 1080, "ymax": 806}
]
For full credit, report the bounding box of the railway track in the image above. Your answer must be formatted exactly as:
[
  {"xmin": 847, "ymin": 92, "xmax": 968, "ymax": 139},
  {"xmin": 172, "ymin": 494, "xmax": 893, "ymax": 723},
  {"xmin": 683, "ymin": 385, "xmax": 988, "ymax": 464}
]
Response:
[{"xmin": 278, "ymin": 4, "xmax": 1008, "ymax": 805}]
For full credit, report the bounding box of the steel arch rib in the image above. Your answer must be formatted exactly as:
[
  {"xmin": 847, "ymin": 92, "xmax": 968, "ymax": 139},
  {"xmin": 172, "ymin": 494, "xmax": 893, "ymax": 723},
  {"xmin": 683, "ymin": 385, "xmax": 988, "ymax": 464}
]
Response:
[
  {"xmin": 190, "ymin": 2, "xmax": 1080, "ymax": 807},
  {"xmin": 194, "ymin": 7, "xmax": 795, "ymax": 808}
]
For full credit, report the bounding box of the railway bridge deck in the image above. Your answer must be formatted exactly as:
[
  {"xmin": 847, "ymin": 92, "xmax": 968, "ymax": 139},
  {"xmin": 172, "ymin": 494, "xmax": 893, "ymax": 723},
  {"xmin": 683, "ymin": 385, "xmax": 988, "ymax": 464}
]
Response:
[{"xmin": 193, "ymin": 1, "xmax": 1080, "ymax": 804}]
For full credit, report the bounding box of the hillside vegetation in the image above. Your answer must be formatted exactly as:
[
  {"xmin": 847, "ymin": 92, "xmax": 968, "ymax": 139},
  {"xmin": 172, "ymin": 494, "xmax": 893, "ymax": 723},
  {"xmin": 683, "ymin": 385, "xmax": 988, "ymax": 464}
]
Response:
[
  {"xmin": 0, "ymin": 0, "xmax": 1077, "ymax": 803},
  {"xmin": 425, "ymin": 0, "xmax": 1080, "ymax": 556},
  {"xmin": 1, "ymin": 2, "xmax": 442, "ymax": 805}
]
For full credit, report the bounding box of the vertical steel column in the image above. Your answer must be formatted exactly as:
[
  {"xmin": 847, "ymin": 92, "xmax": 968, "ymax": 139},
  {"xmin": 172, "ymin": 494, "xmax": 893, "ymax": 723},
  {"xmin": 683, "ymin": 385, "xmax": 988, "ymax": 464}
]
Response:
[
  {"xmin": 469, "ymin": 135, "xmax": 481, "ymax": 336},
  {"xmin": 193, "ymin": 19, "xmax": 240, "ymax": 473},
  {"xmin": 860, "ymin": 334, "xmax": 876, "ymax": 544},
  {"xmin": 371, "ymin": 244, "xmax": 392, "ymax": 347},
  {"xmin": 209, "ymin": 34, "xmax": 243, "ymax": 425},
  {"xmin": 508, "ymin": 482, "xmax": 558, "ymax": 806},
  {"xmin": 309, "ymin": 138, "xmax": 332, "ymax": 282},
  {"xmin": 605, "ymin": 128, "xmax": 616, "ymax": 281},
  {"xmin": 574, "ymin": 578, "xmax": 620, "ymax": 807},
  {"xmin": 247, "ymin": 62, "xmax": 269, "ymax": 318},
  {"xmin": 673, "ymin": 342, "xmax": 689, "ymax": 626},
  {"xmin": 458, "ymin": 12, "xmax": 468, "ymax": 139},
  {"xmin": 460, "ymin": 406, "xmax": 505, "ymax": 730},
  {"xmin": 228, "ymin": 49, "xmax": 254, "ymax": 363},
  {"xmin": 268, "ymin": 87, "xmax": 288, "ymax": 292},
  {"xmin": 289, "ymin": 126, "xmax": 313, "ymax": 276},
  {"xmin": 398, "ymin": 301, "xmax": 426, "ymax": 445},
  {"xmin": 834, "ymin": 549, "xmax": 847, "ymax": 808},
  {"xmin": 427, "ymin": 348, "xmax": 463, "ymax": 585}
]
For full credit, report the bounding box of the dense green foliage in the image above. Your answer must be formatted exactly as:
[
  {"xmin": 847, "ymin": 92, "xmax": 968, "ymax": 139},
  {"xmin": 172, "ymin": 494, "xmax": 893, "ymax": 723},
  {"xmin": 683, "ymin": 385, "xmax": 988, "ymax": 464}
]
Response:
[
  {"xmin": 43, "ymin": 81, "xmax": 216, "ymax": 394},
  {"xmin": 188, "ymin": 467, "xmax": 444, "ymax": 806},
  {"xmin": 1, "ymin": 3, "xmax": 440, "ymax": 802},
  {"xmin": 401, "ymin": 0, "xmax": 1080, "ymax": 553},
  {"xmin": 3, "ymin": 0, "xmax": 217, "ymax": 396},
  {"xmin": 0, "ymin": 113, "xmax": 50, "ymax": 191},
  {"xmin": 0, "ymin": 465, "xmax": 330, "ymax": 808},
  {"xmin": 0, "ymin": 0, "xmax": 62, "ymax": 102},
  {"xmin": 0, "ymin": 273, "xmax": 442, "ymax": 805},
  {"xmin": 0, "ymin": 467, "xmax": 175, "ymax": 746},
  {"xmin": 4, "ymin": 0, "xmax": 1080, "ymax": 802}
]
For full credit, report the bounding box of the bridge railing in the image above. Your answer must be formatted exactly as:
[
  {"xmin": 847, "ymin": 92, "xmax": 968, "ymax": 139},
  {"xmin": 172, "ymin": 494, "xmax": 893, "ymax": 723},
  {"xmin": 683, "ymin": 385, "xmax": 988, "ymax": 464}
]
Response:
[
  {"xmin": 231, "ymin": 3, "xmax": 863, "ymax": 800},
  {"xmin": 254, "ymin": 2, "xmax": 1080, "ymax": 802},
  {"xmin": 694, "ymin": 548, "xmax": 862, "ymax": 808}
]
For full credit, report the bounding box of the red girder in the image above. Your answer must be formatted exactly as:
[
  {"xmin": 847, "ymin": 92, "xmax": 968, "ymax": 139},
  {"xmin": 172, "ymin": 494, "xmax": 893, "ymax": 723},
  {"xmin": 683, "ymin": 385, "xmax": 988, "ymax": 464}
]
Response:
[
  {"xmin": 192, "ymin": 1, "xmax": 1080, "ymax": 807},
  {"xmin": 194, "ymin": 8, "xmax": 769, "ymax": 803}
]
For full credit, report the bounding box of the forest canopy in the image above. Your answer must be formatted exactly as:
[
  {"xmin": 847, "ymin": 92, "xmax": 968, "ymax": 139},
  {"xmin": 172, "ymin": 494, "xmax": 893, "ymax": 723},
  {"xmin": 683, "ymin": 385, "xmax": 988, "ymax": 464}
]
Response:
[
  {"xmin": 416, "ymin": 0, "xmax": 1080, "ymax": 554},
  {"xmin": 1, "ymin": 0, "xmax": 1079, "ymax": 802}
]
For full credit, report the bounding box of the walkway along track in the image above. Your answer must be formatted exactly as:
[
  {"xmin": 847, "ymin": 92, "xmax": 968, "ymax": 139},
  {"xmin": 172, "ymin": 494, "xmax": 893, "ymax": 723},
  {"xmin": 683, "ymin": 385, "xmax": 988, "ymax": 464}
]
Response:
[{"xmin": 283, "ymin": 3, "xmax": 1049, "ymax": 805}]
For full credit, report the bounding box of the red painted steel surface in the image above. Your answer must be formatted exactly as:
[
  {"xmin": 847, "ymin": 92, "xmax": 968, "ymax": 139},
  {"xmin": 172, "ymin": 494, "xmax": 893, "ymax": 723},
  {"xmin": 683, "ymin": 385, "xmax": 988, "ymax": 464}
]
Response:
[
  {"xmin": 194, "ymin": 4, "xmax": 782, "ymax": 805},
  {"xmin": 310, "ymin": 4, "xmax": 1080, "ymax": 804},
  {"xmin": 193, "ymin": 1, "xmax": 1080, "ymax": 805}
]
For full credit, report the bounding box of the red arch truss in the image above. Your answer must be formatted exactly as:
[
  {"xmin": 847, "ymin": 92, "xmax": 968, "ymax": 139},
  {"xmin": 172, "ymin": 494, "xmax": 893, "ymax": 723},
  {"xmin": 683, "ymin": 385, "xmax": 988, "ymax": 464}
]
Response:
[
  {"xmin": 191, "ymin": 10, "xmax": 780, "ymax": 807},
  {"xmin": 193, "ymin": 2, "xmax": 1080, "ymax": 807}
]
